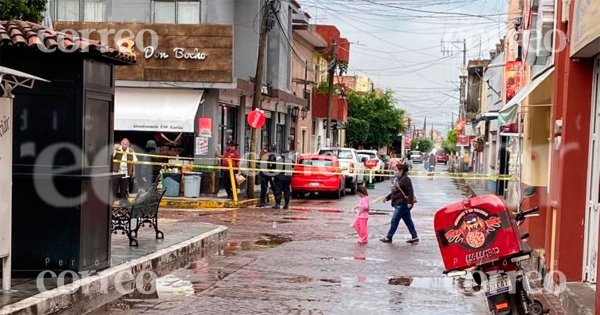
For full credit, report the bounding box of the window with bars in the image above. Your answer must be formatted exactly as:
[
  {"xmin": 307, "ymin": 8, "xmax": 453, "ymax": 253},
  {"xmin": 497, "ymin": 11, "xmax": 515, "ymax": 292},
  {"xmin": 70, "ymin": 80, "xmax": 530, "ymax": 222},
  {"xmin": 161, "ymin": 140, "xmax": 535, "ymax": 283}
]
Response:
[{"xmin": 153, "ymin": 0, "xmax": 201, "ymax": 24}]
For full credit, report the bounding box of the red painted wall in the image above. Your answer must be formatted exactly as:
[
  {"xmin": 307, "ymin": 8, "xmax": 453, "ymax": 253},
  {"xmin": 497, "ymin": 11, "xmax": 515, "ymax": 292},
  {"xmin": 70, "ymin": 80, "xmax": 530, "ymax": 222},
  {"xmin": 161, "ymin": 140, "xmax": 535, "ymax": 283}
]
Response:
[
  {"xmin": 548, "ymin": 0, "xmax": 594, "ymax": 282},
  {"xmin": 314, "ymin": 25, "xmax": 350, "ymax": 63},
  {"xmin": 312, "ymin": 91, "xmax": 348, "ymax": 122},
  {"xmin": 338, "ymin": 38, "xmax": 350, "ymax": 63}
]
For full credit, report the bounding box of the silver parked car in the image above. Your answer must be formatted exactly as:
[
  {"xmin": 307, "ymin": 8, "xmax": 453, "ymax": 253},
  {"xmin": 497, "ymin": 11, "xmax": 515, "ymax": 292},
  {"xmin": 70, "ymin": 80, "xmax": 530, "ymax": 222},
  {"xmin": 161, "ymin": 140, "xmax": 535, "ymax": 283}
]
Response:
[{"xmin": 410, "ymin": 151, "xmax": 423, "ymax": 163}]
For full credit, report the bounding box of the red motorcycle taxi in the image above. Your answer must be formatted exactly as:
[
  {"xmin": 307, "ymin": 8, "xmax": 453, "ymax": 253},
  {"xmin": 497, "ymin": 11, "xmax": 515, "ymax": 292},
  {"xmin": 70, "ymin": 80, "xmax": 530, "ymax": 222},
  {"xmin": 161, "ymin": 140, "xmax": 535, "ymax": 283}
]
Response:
[{"xmin": 434, "ymin": 188, "xmax": 546, "ymax": 315}]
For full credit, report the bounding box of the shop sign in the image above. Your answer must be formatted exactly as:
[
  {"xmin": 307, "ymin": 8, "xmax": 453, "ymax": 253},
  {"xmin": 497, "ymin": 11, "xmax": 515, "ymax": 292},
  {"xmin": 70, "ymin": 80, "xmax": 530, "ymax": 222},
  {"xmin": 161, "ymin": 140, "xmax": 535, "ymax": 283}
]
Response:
[
  {"xmin": 144, "ymin": 46, "xmax": 207, "ymax": 60},
  {"xmin": 198, "ymin": 117, "xmax": 212, "ymax": 138},
  {"xmin": 571, "ymin": 0, "xmax": 600, "ymax": 57},
  {"xmin": 195, "ymin": 137, "xmax": 209, "ymax": 156},
  {"xmin": 0, "ymin": 98, "xmax": 12, "ymax": 258},
  {"xmin": 505, "ymin": 61, "xmax": 522, "ymax": 103},
  {"xmin": 458, "ymin": 135, "xmax": 470, "ymax": 146},
  {"xmin": 247, "ymin": 109, "xmax": 266, "ymax": 129}
]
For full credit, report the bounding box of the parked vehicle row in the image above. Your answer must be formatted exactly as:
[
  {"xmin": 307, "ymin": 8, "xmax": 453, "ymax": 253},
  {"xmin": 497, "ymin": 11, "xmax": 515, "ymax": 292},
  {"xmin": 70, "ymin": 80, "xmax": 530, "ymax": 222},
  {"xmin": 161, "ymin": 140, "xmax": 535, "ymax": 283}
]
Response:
[{"xmin": 291, "ymin": 147, "xmax": 392, "ymax": 199}]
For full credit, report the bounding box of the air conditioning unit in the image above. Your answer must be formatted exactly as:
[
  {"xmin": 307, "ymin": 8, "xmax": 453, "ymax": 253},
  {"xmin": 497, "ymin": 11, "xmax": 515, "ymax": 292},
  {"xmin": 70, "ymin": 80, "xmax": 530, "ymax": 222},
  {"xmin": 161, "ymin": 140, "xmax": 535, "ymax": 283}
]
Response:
[{"xmin": 561, "ymin": 0, "xmax": 569, "ymax": 23}]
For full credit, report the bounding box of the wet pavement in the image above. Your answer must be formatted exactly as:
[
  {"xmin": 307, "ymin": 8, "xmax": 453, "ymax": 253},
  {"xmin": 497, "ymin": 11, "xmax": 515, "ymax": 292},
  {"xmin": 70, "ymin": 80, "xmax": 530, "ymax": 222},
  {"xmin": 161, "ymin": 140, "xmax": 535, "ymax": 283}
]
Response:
[{"xmin": 89, "ymin": 166, "xmax": 527, "ymax": 314}]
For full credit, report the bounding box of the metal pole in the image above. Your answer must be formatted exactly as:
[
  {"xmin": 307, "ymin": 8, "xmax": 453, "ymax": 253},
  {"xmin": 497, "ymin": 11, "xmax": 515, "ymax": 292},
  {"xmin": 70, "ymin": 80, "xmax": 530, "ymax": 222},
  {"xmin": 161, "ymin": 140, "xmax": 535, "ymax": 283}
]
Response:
[
  {"xmin": 326, "ymin": 40, "xmax": 337, "ymax": 147},
  {"xmin": 247, "ymin": 0, "xmax": 272, "ymax": 198}
]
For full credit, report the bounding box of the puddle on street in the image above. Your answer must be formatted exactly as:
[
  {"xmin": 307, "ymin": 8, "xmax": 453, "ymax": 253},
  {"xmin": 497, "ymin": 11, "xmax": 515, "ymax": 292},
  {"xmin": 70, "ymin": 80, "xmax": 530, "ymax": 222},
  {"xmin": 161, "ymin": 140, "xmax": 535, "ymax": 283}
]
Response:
[
  {"xmin": 386, "ymin": 276, "xmax": 480, "ymax": 297},
  {"xmin": 282, "ymin": 216, "xmax": 313, "ymax": 221}
]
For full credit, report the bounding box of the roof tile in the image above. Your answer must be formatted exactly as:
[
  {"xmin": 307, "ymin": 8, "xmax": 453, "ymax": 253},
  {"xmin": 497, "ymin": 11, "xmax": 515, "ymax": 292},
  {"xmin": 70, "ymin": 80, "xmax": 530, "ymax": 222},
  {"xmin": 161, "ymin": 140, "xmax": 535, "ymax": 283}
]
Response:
[{"xmin": 0, "ymin": 20, "xmax": 136, "ymax": 64}]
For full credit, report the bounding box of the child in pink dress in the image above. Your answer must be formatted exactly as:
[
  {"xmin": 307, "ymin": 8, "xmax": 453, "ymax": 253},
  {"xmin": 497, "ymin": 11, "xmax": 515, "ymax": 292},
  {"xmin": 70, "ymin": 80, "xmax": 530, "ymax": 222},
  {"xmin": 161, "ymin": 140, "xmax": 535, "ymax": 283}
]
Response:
[{"xmin": 353, "ymin": 186, "xmax": 370, "ymax": 244}]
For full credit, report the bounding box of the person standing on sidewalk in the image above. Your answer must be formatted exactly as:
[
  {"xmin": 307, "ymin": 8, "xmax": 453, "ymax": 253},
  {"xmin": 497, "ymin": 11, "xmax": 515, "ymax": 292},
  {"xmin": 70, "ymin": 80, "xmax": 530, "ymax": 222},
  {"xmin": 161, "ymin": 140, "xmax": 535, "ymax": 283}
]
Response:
[
  {"xmin": 352, "ymin": 186, "xmax": 370, "ymax": 244},
  {"xmin": 272, "ymin": 151, "xmax": 293, "ymax": 209},
  {"xmin": 380, "ymin": 163, "xmax": 419, "ymax": 244},
  {"xmin": 217, "ymin": 141, "xmax": 240, "ymax": 199},
  {"xmin": 112, "ymin": 138, "xmax": 138, "ymax": 200}
]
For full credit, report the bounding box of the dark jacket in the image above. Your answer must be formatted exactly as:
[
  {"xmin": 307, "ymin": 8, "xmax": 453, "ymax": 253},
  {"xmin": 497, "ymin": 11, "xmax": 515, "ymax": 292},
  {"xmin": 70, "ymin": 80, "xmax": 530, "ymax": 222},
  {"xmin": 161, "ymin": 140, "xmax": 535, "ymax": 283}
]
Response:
[
  {"xmin": 275, "ymin": 154, "xmax": 293, "ymax": 181},
  {"xmin": 385, "ymin": 174, "xmax": 414, "ymax": 206}
]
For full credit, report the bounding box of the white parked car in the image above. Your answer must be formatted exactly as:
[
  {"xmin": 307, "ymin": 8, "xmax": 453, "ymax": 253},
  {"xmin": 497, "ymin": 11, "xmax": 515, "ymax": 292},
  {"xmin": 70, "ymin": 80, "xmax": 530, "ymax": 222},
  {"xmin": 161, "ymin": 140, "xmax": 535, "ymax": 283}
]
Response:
[
  {"xmin": 318, "ymin": 147, "xmax": 365, "ymax": 194},
  {"xmin": 410, "ymin": 150, "xmax": 423, "ymax": 163},
  {"xmin": 356, "ymin": 149, "xmax": 385, "ymax": 182}
]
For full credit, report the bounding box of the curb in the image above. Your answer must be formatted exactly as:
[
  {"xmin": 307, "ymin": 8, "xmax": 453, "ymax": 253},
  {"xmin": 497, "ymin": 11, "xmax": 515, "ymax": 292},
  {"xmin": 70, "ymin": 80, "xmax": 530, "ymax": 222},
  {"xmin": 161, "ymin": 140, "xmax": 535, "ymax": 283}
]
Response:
[{"xmin": 0, "ymin": 226, "xmax": 227, "ymax": 315}]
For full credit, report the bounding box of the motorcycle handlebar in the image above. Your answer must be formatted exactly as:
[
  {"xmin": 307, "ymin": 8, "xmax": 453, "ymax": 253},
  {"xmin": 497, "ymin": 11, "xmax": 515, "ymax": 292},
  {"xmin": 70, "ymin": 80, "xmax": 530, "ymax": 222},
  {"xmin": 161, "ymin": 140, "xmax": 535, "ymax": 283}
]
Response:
[{"xmin": 516, "ymin": 207, "xmax": 539, "ymax": 222}]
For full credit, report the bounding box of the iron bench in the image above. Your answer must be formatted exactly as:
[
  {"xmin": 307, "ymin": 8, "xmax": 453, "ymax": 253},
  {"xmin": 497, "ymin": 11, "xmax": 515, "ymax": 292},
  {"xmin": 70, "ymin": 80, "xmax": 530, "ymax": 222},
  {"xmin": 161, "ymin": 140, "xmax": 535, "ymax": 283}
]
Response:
[{"xmin": 111, "ymin": 185, "xmax": 165, "ymax": 246}]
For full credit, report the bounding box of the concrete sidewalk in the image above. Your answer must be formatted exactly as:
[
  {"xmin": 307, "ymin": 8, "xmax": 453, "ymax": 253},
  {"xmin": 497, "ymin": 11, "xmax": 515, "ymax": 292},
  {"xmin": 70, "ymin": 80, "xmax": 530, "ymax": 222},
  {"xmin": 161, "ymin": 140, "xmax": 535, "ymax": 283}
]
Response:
[{"xmin": 0, "ymin": 221, "xmax": 227, "ymax": 315}]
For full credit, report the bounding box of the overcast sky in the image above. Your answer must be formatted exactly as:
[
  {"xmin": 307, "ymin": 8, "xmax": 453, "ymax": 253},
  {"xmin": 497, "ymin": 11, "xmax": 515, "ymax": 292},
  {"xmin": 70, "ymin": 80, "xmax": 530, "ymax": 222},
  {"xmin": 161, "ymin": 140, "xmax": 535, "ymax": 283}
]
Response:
[{"xmin": 300, "ymin": 0, "xmax": 509, "ymax": 135}]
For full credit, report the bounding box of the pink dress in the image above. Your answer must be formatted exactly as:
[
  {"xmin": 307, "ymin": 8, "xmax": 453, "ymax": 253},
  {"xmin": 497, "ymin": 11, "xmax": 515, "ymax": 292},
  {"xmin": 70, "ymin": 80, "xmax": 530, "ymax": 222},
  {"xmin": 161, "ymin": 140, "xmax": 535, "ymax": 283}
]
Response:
[{"xmin": 353, "ymin": 196, "xmax": 369, "ymax": 244}]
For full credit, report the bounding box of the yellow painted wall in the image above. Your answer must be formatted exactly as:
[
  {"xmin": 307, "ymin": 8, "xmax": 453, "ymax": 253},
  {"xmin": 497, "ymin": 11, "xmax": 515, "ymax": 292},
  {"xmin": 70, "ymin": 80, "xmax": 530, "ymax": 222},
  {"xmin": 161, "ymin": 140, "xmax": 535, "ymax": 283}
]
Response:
[{"xmin": 522, "ymin": 105, "xmax": 551, "ymax": 186}]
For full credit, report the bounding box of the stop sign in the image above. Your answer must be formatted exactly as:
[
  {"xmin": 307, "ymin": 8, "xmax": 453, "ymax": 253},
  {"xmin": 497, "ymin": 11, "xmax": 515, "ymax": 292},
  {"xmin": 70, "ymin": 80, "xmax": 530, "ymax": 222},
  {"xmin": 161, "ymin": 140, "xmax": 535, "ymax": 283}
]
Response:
[{"xmin": 247, "ymin": 109, "xmax": 266, "ymax": 129}]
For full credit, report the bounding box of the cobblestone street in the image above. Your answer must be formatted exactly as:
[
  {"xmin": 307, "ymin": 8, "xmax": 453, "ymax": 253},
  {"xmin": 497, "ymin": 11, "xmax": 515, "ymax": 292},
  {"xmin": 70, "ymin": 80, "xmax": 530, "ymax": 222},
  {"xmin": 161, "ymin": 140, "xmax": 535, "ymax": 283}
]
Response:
[{"xmin": 93, "ymin": 167, "xmax": 494, "ymax": 314}]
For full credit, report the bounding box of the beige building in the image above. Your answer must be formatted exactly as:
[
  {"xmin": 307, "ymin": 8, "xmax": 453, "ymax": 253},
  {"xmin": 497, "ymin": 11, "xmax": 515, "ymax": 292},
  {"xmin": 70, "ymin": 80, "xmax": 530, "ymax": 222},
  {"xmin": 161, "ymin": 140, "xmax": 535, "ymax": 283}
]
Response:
[{"xmin": 291, "ymin": 13, "xmax": 328, "ymax": 153}]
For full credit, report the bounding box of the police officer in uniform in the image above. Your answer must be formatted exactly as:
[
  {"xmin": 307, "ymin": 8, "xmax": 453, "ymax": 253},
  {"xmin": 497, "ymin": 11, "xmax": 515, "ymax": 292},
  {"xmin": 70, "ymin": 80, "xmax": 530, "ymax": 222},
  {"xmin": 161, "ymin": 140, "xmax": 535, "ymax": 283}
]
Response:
[
  {"xmin": 257, "ymin": 147, "xmax": 277, "ymax": 207},
  {"xmin": 273, "ymin": 151, "xmax": 293, "ymax": 209}
]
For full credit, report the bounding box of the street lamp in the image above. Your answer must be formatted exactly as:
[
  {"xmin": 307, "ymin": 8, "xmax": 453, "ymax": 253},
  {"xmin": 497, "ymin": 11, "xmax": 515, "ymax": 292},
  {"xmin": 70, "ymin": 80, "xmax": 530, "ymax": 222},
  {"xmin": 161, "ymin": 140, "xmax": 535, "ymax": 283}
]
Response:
[
  {"xmin": 301, "ymin": 107, "xmax": 308, "ymax": 120},
  {"xmin": 291, "ymin": 106, "xmax": 300, "ymax": 117}
]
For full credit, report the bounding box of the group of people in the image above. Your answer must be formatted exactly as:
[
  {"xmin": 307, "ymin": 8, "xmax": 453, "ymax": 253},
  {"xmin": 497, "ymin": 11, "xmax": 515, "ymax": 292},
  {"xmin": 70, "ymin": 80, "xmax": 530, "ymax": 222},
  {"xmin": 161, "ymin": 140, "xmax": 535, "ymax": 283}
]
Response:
[
  {"xmin": 256, "ymin": 144, "xmax": 293, "ymax": 209},
  {"xmin": 218, "ymin": 141, "xmax": 292, "ymax": 209},
  {"xmin": 351, "ymin": 162, "xmax": 419, "ymax": 245}
]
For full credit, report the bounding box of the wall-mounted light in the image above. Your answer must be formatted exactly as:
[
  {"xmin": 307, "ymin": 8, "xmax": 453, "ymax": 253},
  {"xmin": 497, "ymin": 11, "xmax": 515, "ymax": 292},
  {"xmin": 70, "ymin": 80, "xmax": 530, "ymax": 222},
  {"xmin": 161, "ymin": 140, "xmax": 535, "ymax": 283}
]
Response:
[
  {"xmin": 301, "ymin": 107, "xmax": 308, "ymax": 120},
  {"xmin": 291, "ymin": 106, "xmax": 300, "ymax": 117}
]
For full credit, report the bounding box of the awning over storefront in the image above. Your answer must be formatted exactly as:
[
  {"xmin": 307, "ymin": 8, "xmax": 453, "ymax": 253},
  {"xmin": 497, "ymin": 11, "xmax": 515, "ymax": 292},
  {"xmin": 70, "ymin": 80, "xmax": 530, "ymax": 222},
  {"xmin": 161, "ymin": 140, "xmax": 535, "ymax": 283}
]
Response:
[
  {"xmin": 115, "ymin": 88, "xmax": 203, "ymax": 133},
  {"xmin": 499, "ymin": 66, "xmax": 554, "ymax": 125},
  {"xmin": 476, "ymin": 112, "xmax": 499, "ymax": 122}
]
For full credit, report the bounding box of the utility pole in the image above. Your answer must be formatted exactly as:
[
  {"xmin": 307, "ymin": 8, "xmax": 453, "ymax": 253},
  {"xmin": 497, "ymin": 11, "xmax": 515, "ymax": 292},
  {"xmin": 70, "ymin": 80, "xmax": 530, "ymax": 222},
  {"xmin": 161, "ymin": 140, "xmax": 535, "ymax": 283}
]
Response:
[
  {"xmin": 326, "ymin": 40, "xmax": 337, "ymax": 147},
  {"xmin": 441, "ymin": 39, "xmax": 467, "ymax": 120},
  {"xmin": 247, "ymin": 0, "xmax": 278, "ymax": 198}
]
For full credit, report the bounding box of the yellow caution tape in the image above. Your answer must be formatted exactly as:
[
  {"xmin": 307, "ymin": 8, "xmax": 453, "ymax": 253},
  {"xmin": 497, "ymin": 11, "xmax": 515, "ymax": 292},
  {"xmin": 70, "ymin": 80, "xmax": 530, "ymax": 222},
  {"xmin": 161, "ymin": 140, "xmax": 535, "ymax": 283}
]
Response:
[{"xmin": 113, "ymin": 159, "xmax": 518, "ymax": 181}]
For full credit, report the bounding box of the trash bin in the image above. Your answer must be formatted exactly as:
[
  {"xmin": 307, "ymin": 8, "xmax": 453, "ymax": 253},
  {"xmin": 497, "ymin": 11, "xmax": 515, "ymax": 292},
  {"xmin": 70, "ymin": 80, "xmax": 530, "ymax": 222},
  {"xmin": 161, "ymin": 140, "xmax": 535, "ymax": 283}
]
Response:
[
  {"xmin": 164, "ymin": 173, "xmax": 182, "ymax": 197},
  {"xmin": 184, "ymin": 172, "xmax": 202, "ymax": 198}
]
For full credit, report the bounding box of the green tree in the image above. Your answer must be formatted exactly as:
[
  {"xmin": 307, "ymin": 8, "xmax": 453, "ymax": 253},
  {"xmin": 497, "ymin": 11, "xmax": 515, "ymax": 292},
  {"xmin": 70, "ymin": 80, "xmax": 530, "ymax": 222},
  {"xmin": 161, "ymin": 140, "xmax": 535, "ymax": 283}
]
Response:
[
  {"xmin": 442, "ymin": 129, "xmax": 458, "ymax": 154},
  {"xmin": 346, "ymin": 117, "xmax": 370, "ymax": 147},
  {"xmin": 347, "ymin": 90, "xmax": 405, "ymax": 148},
  {"xmin": 417, "ymin": 139, "xmax": 433, "ymax": 153},
  {"xmin": 0, "ymin": 0, "xmax": 47, "ymax": 22}
]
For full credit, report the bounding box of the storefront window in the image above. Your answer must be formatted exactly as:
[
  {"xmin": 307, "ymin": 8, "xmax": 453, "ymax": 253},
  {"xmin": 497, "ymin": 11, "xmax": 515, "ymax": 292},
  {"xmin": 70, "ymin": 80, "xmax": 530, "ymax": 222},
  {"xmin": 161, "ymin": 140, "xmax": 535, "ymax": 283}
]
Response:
[
  {"xmin": 276, "ymin": 124, "xmax": 285, "ymax": 153},
  {"xmin": 261, "ymin": 118, "xmax": 272, "ymax": 151},
  {"xmin": 219, "ymin": 106, "xmax": 238, "ymax": 154},
  {"xmin": 84, "ymin": 0, "xmax": 106, "ymax": 22},
  {"xmin": 153, "ymin": 0, "xmax": 201, "ymax": 24}
]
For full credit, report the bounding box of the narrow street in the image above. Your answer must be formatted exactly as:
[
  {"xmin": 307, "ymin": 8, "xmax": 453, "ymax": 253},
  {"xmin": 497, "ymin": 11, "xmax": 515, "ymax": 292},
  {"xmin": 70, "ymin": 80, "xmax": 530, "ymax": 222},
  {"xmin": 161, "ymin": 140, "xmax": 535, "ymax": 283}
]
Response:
[{"xmin": 94, "ymin": 166, "xmax": 490, "ymax": 314}]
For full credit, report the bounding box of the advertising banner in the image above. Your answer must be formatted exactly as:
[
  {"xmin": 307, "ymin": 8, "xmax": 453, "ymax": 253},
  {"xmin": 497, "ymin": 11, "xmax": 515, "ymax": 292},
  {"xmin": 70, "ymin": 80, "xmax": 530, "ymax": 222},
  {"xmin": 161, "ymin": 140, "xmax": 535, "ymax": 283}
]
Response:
[
  {"xmin": 198, "ymin": 117, "xmax": 212, "ymax": 137},
  {"xmin": 571, "ymin": 0, "xmax": 600, "ymax": 57},
  {"xmin": 195, "ymin": 137, "xmax": 209, "ymax": 156}
]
